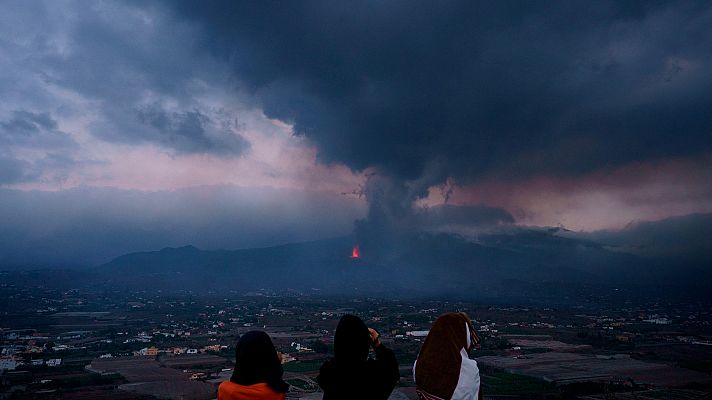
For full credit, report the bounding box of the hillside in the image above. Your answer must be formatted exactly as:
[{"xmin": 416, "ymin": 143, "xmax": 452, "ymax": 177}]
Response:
[{"xmin": 99, "ymin": 228, "xmax": 710, "ymax": 299}]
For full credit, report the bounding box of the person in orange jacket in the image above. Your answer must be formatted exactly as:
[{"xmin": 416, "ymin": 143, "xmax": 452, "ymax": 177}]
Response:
[{"xmin": 218, "ymin": 331, "xmax": 289, "ymax": 400}]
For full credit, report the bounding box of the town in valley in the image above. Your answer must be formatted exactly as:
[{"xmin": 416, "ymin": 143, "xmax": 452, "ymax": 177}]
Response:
[{"xmin": 2, "ymin": 281, "xmax": 711, "ymax": 399}]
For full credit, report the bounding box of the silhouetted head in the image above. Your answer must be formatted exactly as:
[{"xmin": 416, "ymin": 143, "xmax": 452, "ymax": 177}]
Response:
[
  {"xmin": 333, "ymin": 314, "xmax": 370, "ymax": 363},
  {"xmin": 231, "ymin": 330, "xmax": 288, "ymax": 393}
]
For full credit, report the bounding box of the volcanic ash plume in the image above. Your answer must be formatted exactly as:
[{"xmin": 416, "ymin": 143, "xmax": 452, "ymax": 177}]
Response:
[{"xmin": 353, "ymin": 172, "xmax": 516, "ymax": 260}]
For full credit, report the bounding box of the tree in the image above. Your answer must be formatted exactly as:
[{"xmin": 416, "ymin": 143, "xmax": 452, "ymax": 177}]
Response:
[{"xmin": 310, "ymin": 339, "xmax": 329, "ymax": 354}]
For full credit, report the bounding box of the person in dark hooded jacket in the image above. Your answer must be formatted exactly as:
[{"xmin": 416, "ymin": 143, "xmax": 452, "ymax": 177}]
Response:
[{"xmin": 317, "ymin": 314, "xmax": 399, "ymax": 400}]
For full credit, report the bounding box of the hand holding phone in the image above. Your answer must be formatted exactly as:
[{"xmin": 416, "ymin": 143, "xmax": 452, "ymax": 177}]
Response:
[{"xmin": 368, "ymin": 327, "xmax": 381, "ymax": 348}]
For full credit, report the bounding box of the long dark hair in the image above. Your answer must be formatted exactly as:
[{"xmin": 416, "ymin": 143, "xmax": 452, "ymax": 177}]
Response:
[{"xmin": 230, "ymin": 331, "xmax": 289, "ymax": 393}]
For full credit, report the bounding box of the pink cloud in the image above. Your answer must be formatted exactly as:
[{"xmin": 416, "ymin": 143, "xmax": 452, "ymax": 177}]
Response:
[
  {"xmin": 422, "ymin": 154, "xmax": 712, "ymax": 231},
  {"xmin": 13, "ymin": 111, "xmax": 364, "ymax": 197}
]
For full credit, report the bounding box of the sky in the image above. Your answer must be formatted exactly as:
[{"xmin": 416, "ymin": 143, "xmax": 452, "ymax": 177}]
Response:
[{"xmin": 1, "ymin": 1, "xmax": 711, "ymax": 266}]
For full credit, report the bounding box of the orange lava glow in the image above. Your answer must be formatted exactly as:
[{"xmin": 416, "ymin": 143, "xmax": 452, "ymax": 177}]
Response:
[{"xmin": 351, "ymin": 245, "xmax": 360, "ymax": 259}]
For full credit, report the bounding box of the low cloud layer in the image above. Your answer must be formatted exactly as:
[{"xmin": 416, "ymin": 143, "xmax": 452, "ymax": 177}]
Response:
[
  {"xmin": 0, "ymin": 186, "xmax": 366, "ymax": 267},
  {"xmin": 571, "ymin": 213, "xmax": 712, "ymax": 264}
]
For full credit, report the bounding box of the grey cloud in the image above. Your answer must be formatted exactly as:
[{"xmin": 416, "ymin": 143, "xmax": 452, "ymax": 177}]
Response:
[
  {"xmin": 0, "ymin": 109, "xmax": 80, "ymax": 184},
  {"xmin": 416, "ymin": 205, "xmax": 514, "ymax": 230},
  {"xmin": 568, "ymin": 213, "xmax": 712, "ymax": 265},
  {"xmin": 598, "ymin": 214, "xmax": 712, "ymax": 255},
  {"xmin": 351, "ymin": 173, "xmax": 514, "ymax": 250},
  {"xmin": 1, "ymin": 1, "xmax": 248, "ymax": 156},
  {"xmin": 1, "ymin": 110, "xmax": 56, "ymax": 131},
  {"xmin": 0, "ymin": 156, "xmax": 34, "ymax": 184},
  {"xmin": 0, "ymin": 151, "xmax": 86, "ymax": 185},
  {"xmin": 133, "ymin": 104, "xmax": 249, "ymax": 155},
  {"xmin": 0, "ymin": 110, "xmax": 76, "ymax": 148}
]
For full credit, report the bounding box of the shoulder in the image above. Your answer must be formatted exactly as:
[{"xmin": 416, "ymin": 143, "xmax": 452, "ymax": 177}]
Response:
[
  {"xmin": 218, "ymin": 381, "xmax": 286, "ymax": 400},
  {"xmin": 375, "ymin": 343, "xmax": 395, "ymax": 355},
  {"xmin": 320, "ymin": 358, "xmax": 336, "ymax": 373},
  {"xmin": 451, "ymin": 351, "xmax": 480, "ymax": 400},
  {"xmin": 218, "ymin": 380, "xmax": 237, "ymax": 398}
]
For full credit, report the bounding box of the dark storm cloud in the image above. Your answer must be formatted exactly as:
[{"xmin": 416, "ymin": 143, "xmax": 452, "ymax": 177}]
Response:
[{"xmin": 162, "ymin": 0, "xmax": 712, "ymax": 185}]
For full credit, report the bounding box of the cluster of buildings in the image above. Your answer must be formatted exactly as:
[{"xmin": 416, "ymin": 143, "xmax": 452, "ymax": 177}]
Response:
[
  {"xmin": 0, "ymin": 338, "xmax": 65, "ymax": 372},
  {"xmin": 0, "ymin": 356, "xmax": 61, "ymax": 372},
  {"xmin": 2, "ymin": 284, "xmax": 712, "ymax": 397}
]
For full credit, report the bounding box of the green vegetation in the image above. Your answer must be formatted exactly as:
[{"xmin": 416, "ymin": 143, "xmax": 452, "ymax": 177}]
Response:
[
  {"xmin": 39, "ymin": 372, "xmax": 123, "ymax": 389},
  {"xmin": 309, "ymin": 339, "xmax": 330, "ymax": 354},
  {"xmin": 286, "ymin": 378, "xmax": 318, "ymax": 391},
  {"xmin": 481, "ymin": 337, "xmax": 510, "ymax": 351},
  {"xmin": 525, "ymin": 347, "xmax": 552, "ymax": 354},
  {"xmin": 480, "ymin": 369, "xmax": 556, "ymax": 397},
  {"xmin": 678, "ymin": 359, "xmax": 712, "ymax": 374},
  {"xmin": 480, "ymin": 368, "xmax": 643, "ymax": 399}
]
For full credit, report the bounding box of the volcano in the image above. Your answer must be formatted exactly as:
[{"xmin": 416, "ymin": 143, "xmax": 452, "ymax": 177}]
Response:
[
  {"xmin": 351, "ymin": 245, "xmax": 360, "ymax": 259},
  {"xmin": 95, "ymin": 225, "xmax": 712, "ymax": 300}
]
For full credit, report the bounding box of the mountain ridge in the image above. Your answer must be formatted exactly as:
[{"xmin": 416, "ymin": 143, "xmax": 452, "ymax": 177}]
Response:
[{"xmin": 99, "ymin": 228, "xmax": 710, "ymax": 298}]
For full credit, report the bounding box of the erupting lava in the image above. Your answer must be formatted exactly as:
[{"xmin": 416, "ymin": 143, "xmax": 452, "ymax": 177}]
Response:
[{"xmin": 351, "ymin": 245, "xmax": 360, "ymax": 259}]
